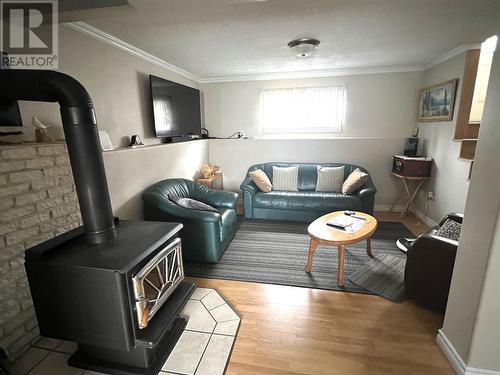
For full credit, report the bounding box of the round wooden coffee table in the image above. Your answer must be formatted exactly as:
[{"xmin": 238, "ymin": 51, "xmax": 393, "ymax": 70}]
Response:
[{"xmin": 305, "ymin": 211, "xmax": 378, "ymax": 286}]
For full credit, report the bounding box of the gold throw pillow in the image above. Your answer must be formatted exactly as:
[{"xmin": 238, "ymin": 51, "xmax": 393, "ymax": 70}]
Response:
[{"xmin": 249, "ymin": 169, "xmax": 272, "ymax": 192}]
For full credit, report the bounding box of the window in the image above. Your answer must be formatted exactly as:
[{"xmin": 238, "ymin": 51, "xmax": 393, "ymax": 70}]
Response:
[
  {"xmin": 469, "ymin": 35, "xmax": 497, "ymax": 124},
  {"xmin": 260, "ymin": 86, "xmax": 346, "ymax": 134}
]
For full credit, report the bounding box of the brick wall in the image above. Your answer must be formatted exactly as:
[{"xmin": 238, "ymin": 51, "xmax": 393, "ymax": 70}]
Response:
[{"xmin": 0, "ymin": 142, "xmax": 82, "ymax": 360}]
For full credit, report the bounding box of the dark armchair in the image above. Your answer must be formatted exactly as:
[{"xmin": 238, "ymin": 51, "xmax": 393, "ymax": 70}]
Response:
[
  {"xmin": 404, "ymin": 213, "xmax": 463, "ymax": 312},
  {"xmin": 143, "ymin": 178, "xmax": 239, "ymax": 263}
]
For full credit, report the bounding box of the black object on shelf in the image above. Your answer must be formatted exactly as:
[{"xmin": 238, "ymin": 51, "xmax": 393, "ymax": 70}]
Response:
[
  {"xmin": 0, "ymin": 348, "xmax": 10, "ymax": 375},
  {"xmin": 403, "ymin": 137, "xmax": 419, "ymax": 157},
  {"xmin": 129, "ymin": 134, "xmax": 145, "ymax": 148}
]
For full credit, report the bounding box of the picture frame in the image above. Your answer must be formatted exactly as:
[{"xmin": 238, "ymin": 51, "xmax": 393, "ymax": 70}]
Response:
[{"xmin": 418, "ymin": 79, "xmax": 458, "ymax": 122}]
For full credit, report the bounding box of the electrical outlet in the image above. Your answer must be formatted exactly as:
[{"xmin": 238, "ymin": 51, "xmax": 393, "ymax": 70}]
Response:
[{"xmin": 427, "ymin": 191, "xmax": 434, "ymax": 201}]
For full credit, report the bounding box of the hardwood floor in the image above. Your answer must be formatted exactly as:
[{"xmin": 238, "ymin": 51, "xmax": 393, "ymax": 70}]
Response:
[
  {"xmin": 374, "ymin": 211, "xmax": 431, "ymax": 236},
  {"xmin": 187, "ymin": 213, "xmax": 453, "ymax": 375}
]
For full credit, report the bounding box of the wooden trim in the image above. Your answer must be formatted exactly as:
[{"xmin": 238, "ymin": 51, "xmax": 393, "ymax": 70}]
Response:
[
  {"xmin": 465, "ymin": 123, "xmax": 480, "ymax": 139},
  {"xmin": 459, "ymin": 140, "xmax": 477, "ymax": 160},
  {"xmin": 468, "ymin": 161, "xmax": 474, "ymax": 180},
  {"xmin": 455, "ymin": 49, "xmax": 481, "ymax": 139}
]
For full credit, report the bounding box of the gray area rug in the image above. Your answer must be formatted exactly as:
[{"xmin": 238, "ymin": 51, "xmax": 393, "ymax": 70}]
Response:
[
  {"xmin": 348, "ymin": 253, "xmax": 407, "ymax": 302},
  {"xmin": 184, "ymin": 219, "xmax": 412, "ymax": 296}
]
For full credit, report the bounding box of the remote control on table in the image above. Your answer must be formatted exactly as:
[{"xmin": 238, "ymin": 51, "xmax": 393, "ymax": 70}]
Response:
[{"xmin": 326, "ymin": 223, "xmax": 347, "ymax": 230}]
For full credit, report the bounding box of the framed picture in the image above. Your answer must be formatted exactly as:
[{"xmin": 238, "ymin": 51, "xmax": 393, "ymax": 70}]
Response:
[{"xmin": 418, "ymin": 79, "xmax": 458, "ymax": 122}]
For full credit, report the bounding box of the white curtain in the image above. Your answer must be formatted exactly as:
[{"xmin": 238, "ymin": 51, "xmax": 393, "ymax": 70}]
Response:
[{"xmin": 260, "ymin": 86, "xmax": 346, "ymax": 133}]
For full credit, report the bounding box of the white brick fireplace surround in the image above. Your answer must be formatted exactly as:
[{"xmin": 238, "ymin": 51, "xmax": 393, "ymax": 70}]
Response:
[{"xmin": 0, "ymin": 142, "xmax": 82, "ymax": 360}]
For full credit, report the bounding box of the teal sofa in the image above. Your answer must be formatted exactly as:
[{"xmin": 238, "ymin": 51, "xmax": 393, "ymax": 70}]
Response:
[
  {"xmin": 143, "ymin": 178, "xmax": 238, "ymax": 263},
  {"xmin": 240, "ymin": 162, "xmax": 376, "ymax": 222}
]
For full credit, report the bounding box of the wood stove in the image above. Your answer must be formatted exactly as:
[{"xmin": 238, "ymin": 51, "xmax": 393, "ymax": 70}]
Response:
[{"xmin": 0, "ymin": 69, "xmax": 195, "ymax": 375}]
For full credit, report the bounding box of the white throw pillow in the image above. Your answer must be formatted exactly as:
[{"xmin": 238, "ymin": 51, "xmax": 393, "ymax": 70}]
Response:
[
  {"xmin": 316, "ymin": 166, "xmax": 344, "ymax": 192},
  {"xmin": 272, "ymin": 166, "xmax": 299, "ymax": 191}
]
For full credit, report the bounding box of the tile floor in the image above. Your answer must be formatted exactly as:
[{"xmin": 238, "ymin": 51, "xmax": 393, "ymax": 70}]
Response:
[{"xmin": 11, "ymin": 288, "xmax": 240, "ymax": 375}]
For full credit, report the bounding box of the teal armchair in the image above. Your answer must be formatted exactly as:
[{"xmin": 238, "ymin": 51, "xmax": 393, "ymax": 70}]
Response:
[{"xmin": 143, "ymin": 178, "xmax": 238, "ymax": 263}]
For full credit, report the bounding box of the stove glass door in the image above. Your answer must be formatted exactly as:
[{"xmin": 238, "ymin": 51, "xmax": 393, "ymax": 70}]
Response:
[{"xmin": 132, "ymin": 237, "xmax": 184, "ymax": 329}]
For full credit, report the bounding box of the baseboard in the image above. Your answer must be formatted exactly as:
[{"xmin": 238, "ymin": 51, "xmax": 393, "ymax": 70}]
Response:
[
  {"xmin": 374, "ymin": 204, "xmax": 405, "ymax": 212},
  {"xmin": 467, "ymin": 368, "xmax": 500, "ymax": 375},
  {"xmin": 412, "ymin": 208, "xmax": 439, "ymax": 227},
  {"xmin": 374, "ymin": 205, "xmax": 439, "ymax": 227},
  {"xmin": 436, "ymin": 330, "xmax": 500, "ymax": 375},
  {"xmin": 437, "ymin": 329, "xmax": 467, "ymax": 375}
]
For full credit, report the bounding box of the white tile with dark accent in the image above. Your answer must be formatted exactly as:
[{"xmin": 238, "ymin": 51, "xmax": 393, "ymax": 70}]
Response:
[
  {"xmin": 10, "ymin": 347, "xmax": 50, "ymax": 375},
  {"xmin": 33, "ymin": 337, "xmax": 62, "ymax": 350},
  {"xmin": 213, "ymin": 320, "xmax": 240, "ymax": 336},
  {"xmin": 181, "ymin": 300, "xmax": 216, "ymax": 333},
  {"xmin": 189, "ymin": 287, "xmax": 212, "ymax": 300},
  {"xmin": 12, "ymin": 288, "xmax": 239, "ymax": 375},
  {"xmin": 200, "ymin": 290, "xmax": 226, "ymax": 311},
  {"xmin": 27, "ymin": 352, "xmax": 84, "ymax": 375},
  {"xmin": 210, "ymin": 303, "xmax": 240, "ymax": 323},
  {"xmin": 195, "ymin": 335, "xmax": 234, "ymax": 375},
  {"xmin": 55, "ymin": 341, "xmax": 78, "ymax": 354},
  {"xmin": 162, "ymin": 287, "xmax": 240, "ymax": 375},
  {"xmin": 162, "ymin": 330, "xmax": 211, "ymax": 374}
]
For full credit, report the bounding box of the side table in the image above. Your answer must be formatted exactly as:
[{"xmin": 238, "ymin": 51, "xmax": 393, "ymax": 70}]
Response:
[
  {"xmin": 195, "ymin": 172, "xmax": 223, "ymax": 190},
  {"xmin": 390, "ymin": 172, "xmax": 430, "ymax": 218}
]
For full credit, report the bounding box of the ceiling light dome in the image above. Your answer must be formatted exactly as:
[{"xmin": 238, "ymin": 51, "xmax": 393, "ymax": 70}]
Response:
[{"xmin": 288, "ymin": 38, "xmax": 320, "ymax": 57}]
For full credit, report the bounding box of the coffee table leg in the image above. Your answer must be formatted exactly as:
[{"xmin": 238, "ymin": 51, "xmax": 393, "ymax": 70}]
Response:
[
  {"xmin": 337, "ymin": 244, "xmax": 345, "ymax": 286},
  {"xmin": 305, "ymin": 238, "xmax": 318, "ymax": 272},
  {"xmin": 366, "ymin": 237, "xmax": 374, "ymax": 258}
]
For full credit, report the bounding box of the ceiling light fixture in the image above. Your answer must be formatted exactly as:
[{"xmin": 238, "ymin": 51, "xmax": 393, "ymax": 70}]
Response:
[{"xmin": 288, "ymin": 38, "xmax": 320, "ymax": 57}]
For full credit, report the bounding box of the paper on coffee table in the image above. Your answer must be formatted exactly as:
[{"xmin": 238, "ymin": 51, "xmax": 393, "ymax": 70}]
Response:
[{"xmin": 327, "ymin": 215, "xmax": 367, "ymax": 233}]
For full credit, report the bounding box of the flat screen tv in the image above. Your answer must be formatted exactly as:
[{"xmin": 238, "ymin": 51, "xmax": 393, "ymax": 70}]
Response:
[
  {"xmin": 149, "ymin": 75, "xmax": 201, "ymax": 142},
  {"xmin": 0, "ymin": 52, "xmax": 22, "ymax": 127}
]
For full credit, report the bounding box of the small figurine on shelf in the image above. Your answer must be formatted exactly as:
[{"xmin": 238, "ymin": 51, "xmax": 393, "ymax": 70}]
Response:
[
  {"xmin": 129, "ymin": 135, "xmax": 145, "ymax": 148},
  {"xmin": 32, "ymin": 116, "xmax": 54, "ymax": 143}
]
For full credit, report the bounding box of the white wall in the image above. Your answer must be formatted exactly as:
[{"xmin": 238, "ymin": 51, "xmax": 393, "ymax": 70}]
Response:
[
  {"xmin": 16, "ymin": 25, "xmax": 208, "ymax": 219},
  {"xmin": 209, "ymin": 138, "xmax": 406, "ymax": 206},
  {"xmin": 202, "ymin": 72, "xmax": 423, "ymax": 206},
  {"xmin": 468, "ymin": 212, "xmax": 500, "ymax": 371},
  {"xmin": 17, "ymin": 25, "xmax": 199, "ymax": 147},
  {"xmin": 415, "ymin": 53, "xmax": 471, "ymax": 223},
  {"xmin": 103, "ymin": 141, "xmax": 208, "ymax": 219},
  {"xmin": 202, "ymin": 72, "xmax": 422, "ymax": 139},
  {"xmin": 441, "ymin": 37, "xmax": 500, "ymax": 371}
]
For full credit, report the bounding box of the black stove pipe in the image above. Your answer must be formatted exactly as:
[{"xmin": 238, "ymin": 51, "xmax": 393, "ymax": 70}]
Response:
[{"xmin": 0, "ymin": 69, "xmax": 116, "ymax": 244}]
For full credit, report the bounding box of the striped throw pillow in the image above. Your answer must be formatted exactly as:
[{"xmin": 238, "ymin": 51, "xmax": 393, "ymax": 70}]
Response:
[
  {"xmin": 316, "ymin": 166, "xmax": 344, "ymax": 192},
  {"xmin": 272, "ymin": 166, "xmax": 299, "ymax": 191}
]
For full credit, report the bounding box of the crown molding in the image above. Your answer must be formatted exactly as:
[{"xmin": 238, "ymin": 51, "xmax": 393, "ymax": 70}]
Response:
[
  {"xmin": 64, "ymin": 22, "xmax": 482, "ymax": 84},
  {"xmin": 198, "ymin": 65, "xmax": 425, "ymax": 83},
  {"xmin": 63, "ymin": 21, "xmax": 200, "ymax": 82},
  {"xmin": 425, "ymin": 43, "xmax": 482, "ymax": 70}
]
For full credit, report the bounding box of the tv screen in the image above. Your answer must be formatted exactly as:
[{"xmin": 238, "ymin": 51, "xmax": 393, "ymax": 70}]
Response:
[
  {"xmin": 0, "ymin": 52, "xmax": 22, "ymax": 127},
  {"xmin": 0, "ymin": 101, "xmax": 22, "ymax": 127},
  {"xmin": 149, "ymin": 75, "xmax": 201, "ymax": 141}
]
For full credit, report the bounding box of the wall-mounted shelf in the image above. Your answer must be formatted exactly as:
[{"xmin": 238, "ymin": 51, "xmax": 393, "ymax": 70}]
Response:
[
  {"xmin": 459, "ymin": 139, "xmax": 477, "ymax": 160},
  {"xmin": 454, "ymin": 50, "xmax": 481, "ymax": 140}
]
